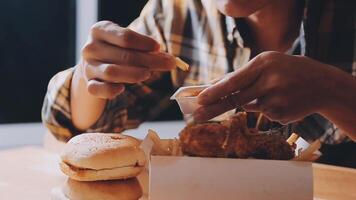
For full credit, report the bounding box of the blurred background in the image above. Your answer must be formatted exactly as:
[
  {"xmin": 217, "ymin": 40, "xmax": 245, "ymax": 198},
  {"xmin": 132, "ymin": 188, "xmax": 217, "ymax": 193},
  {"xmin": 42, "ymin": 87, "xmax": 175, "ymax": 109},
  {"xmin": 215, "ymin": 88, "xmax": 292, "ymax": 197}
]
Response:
[{"xmin": 0, "ymin": 0, "xmax": 149, "ymax": 124}]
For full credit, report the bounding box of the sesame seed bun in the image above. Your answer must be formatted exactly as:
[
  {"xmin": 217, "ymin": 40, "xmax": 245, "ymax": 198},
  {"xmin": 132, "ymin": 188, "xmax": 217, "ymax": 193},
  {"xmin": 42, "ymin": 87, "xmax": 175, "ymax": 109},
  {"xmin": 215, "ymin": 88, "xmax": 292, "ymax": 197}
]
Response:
[
  {"xmin": 60, "ymin": 133, "xmax": 146, "ymax": 181},
  {"xmin": 51, "ymin": 178, "xmax": 142, "ymax": 200}
]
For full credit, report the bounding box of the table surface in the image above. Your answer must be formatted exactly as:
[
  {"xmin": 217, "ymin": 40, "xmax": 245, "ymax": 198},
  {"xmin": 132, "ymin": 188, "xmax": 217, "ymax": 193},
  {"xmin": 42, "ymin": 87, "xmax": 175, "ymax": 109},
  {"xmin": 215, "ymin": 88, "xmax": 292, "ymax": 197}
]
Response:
[
  {"xmin": 0, "ymin": 121, "xmax": 185, "ymax": 199},
  {"xmin": 0, "ymin": 123, "xmax": 45, "ymax": 149},
  {"xmin": 1, "ymin": 121, "xmax": 356, "ymax": 200},
  {"xmin": 0, "ymin": 121, "xmax": 185, "ymax": 149}
]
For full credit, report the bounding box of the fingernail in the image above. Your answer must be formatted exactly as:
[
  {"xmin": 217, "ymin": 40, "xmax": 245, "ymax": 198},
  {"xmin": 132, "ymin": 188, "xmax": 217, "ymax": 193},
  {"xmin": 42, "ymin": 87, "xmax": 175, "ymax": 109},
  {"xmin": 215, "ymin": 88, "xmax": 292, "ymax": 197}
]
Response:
[
  {"xmin": 197, "ymin": 93, "xmax": 207, "ymax": 105},
  {"xmin": 193, "ymin": 110, "xmax": 204, "ymax": 122},
  {"xmin": 197, "ymin": 98, "xmax": 204, "ymax": 105},
  {"xmin": 154, "ymin": 42, "xmax": 161, "ymax": 51}
]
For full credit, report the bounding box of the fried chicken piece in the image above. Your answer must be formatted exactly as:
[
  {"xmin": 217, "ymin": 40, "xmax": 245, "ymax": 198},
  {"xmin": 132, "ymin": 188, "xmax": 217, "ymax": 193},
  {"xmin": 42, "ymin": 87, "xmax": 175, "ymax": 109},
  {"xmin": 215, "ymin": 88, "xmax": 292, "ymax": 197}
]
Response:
[
  {"xmin": 179, "ymin": 112, "xmax": 295, "ymax": 160},
  {"xmin": 224, "ymin": 112, "xmax": 294, "ymax": 159},
  {"xmin": 179, "ymin": 122, "xmax": 229, "ymax": 157},
  {"xmin": 227, "ymin": 132, "xmax": 294, "ymax": 159}
]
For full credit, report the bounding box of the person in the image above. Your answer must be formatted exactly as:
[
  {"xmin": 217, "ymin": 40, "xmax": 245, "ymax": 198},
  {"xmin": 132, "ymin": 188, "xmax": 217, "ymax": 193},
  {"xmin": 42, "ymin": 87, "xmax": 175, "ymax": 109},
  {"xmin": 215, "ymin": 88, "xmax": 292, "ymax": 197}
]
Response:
[{"xmin": 42, "ymin": 0, "xmax": 356, "ymax": 167}]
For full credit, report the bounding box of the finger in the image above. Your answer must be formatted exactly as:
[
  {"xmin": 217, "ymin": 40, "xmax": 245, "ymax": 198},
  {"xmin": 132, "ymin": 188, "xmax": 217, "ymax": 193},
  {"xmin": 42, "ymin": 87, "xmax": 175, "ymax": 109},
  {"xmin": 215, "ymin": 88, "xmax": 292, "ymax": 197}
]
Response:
[
  {"xmin": 194, "ymin": 84, "xmax": 265, "ymax": 122},
  {"xmin": 244, "ymin": 98, "xmax": 273, "ymax": 121},
  {"xmin": 83, "ymin": 41, "xmax": 175, "ymax": 71},
  {"xmin": 89, "ymin": 64, "xmax": 152, "ymax": 84},
  {"xmin": 242, "ymin": 101, "xmax": 260, "ymax": 112},
  {"xmin": 193, "ymin": 101, "xmax": 234, "ymax": 122},
  {"xmin": 279, "ymin": 119, "xmax": 292, "ymax": 125},
  {"xmin": 91, "ymin": 21, "xmax": 160, "ymax": 51},
  {"xmin": 197, "ymin": 56, "xmax": 264, "ymax": 105},
  {"xmin": 194, "ymin": 82, "xmax": 266, "ymax": 121},
  {"xmin": 209, "ymin": 75, "xmax": 225, "ymax": 84},
  {"xmin": 242, "ymin": 98, "xmax": 264, "ymax": 112},
  {"xmin": 87, "ymin": 79, "xmax": 125, "ymax": 99},
  {"xmin": 243, "ymin": 97, "xmax": 291, "ymax": 123}
]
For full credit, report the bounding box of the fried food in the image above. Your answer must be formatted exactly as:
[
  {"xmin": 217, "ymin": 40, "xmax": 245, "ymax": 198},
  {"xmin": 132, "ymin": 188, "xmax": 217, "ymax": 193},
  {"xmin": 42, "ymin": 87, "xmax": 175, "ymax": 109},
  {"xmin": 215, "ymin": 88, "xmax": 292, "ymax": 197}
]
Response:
[
  {"xmin": 175, "ymin": 57, "xmax": 189, "ymax": 71},
  {"xmin": 179, "ymin": 112, "xmax": 295, "ymax": 160},
  {"xmin": 180, "ymin": 122, "xmax": 230, "ymax": 157}
]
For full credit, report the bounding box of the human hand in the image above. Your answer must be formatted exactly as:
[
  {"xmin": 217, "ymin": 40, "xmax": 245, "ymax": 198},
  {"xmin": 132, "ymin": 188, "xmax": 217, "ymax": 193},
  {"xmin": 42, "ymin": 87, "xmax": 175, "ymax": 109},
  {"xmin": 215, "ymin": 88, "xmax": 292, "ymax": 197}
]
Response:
[
  {"xmin": 195, "ymin": 51, "xmax": 336, "ymax": 124},
  {"xmin": 78, "ymin": 21, "xmax": 176, "ymax": 99}
]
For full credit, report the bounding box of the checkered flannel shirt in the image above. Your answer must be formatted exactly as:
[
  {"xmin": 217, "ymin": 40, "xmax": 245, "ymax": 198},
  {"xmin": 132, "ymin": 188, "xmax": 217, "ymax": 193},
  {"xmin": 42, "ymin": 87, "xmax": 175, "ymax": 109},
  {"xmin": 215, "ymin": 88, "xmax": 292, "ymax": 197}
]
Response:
[{"xmin": 42, "ymin": 0, "xmax": 356, "ymax": 143}]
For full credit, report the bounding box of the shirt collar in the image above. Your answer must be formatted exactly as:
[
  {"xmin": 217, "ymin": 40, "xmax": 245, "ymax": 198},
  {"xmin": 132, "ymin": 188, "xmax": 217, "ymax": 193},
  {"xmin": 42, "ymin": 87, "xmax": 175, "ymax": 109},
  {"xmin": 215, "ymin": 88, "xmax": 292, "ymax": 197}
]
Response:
[{"xmin": 225, "ymin": 16, "xmax": 245, "ymax": 48}]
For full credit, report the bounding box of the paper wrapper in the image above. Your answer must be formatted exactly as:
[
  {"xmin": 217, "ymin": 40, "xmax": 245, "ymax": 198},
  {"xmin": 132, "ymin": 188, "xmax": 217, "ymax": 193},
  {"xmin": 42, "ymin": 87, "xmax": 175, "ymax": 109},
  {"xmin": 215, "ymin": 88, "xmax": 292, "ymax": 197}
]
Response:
[
  {"xmin": 150, "ymin": 156, "xmax": 313, "ymax": 200},
  {"xmin": 139, "ymin": 130, "xmax": 322, "ymax": 200},
  {"xmin": 142, "ymin": 130, "xmax": 321, "ymax": 161}
]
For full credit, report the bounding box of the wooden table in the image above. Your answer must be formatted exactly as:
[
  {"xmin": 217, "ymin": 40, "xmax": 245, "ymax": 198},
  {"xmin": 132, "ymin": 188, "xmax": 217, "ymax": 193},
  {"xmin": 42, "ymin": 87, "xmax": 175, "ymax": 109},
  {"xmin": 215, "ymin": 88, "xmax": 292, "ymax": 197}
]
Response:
[
  {"xmin": 0, "ymin": 122, "xmax": 355, "ymax": 199},
  {"xmin": 0, "ymin": 146, "xmax": 65, "ymax": 199},
  {"xmin": 0, "ymin": 121, "xmax": 185, "ymax": 199},
  {"xmin": 313, "ymin": 163, "xmax": 356, "ymax": 199},
  {"xmin": 0, "ymin": 121, "xmax": 185, "ymax": 149}
]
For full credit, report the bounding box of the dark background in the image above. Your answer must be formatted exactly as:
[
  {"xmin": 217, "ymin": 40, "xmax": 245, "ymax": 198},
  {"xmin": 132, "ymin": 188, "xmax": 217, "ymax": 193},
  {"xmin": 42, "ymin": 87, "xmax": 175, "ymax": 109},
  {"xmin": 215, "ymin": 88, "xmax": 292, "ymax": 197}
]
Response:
[
  {"xmin": 0, "ymin": 0, "xmax": 148, "ymax": 124},
  {"xmin": 98, "ymin": 0, "xmax": 147, "ymax": 26}
]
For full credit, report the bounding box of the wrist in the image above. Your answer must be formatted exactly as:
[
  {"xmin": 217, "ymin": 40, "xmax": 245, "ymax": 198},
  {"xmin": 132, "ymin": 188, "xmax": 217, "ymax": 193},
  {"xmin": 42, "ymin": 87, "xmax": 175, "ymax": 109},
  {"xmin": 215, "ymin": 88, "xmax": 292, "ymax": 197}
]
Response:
[
  {"xmin": 71, "ymin": 64, "xmax": 107, "ymax": 130},
  {"xmin": 317, "ymin": 70, "xmax": 356, "ymax": 139},
  {"xmin": 72, "ymin": 63, "xmax": 105, "ymax": 101},
  {"xmin": 317, "ymin": 66, "xmax": 356, "ymax": 116}
]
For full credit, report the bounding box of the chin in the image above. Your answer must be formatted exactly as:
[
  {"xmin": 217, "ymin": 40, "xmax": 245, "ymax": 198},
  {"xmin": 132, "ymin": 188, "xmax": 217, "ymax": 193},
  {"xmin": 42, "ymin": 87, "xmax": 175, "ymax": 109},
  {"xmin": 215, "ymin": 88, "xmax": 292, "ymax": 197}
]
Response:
[{"xmin": 215, "ymin": 0, "xmax": 273, "ymax": 17}]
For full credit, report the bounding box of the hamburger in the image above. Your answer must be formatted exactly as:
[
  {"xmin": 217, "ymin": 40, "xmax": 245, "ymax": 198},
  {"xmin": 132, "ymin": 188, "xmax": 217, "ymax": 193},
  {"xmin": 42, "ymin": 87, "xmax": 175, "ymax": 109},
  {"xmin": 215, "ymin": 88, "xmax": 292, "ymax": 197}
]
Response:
[
  {"xmin": 60, "ymin": 133, "xmax": 146, "ymax": 181},
  {"xmin": 51, "ymin": 178, "xmax": 143, "ymax": 200}
]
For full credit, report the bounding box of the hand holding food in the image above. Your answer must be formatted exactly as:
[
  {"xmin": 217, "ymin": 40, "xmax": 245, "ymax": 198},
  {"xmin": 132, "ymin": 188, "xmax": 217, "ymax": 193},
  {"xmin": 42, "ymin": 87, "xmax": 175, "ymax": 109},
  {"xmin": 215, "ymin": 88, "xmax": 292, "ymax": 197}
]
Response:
[
  {"xmin": 195, "ymin": 52, "xmax": 349, "ymax": 125},
  {"xmin": 78, "ymin": 21, "xmax": 177, "ymax": 100},
  {"xmin": 70, "ymin": 20, "xmax": 190, "ymax": 131}
]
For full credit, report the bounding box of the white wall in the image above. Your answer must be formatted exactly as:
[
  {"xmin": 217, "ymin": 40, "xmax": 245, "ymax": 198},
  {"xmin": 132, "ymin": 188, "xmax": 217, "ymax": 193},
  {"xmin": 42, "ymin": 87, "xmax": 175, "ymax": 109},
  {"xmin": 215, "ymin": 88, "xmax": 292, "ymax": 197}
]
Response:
[{"xmin": 76, "ymin": 0, "xmax": 98, "ymax": 62}]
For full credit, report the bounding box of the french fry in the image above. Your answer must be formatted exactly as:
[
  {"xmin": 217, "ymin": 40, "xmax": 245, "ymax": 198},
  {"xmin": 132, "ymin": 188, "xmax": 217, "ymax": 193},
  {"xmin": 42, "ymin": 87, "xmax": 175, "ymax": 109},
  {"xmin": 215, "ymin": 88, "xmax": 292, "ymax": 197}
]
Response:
[
  {"xmin": 148, "ymin": 129, "xmax": 168, "ymax": 155},
  {"xmin": 175, "ymin": 57, "xmax": 189, "ymax": 71},
  {"xmin": 293, "ymin": 139, "xmax": 322, "ymax": 161},
  {"xmin": 147, "ymin": 129, "xmax": 161, "ymax": 144},
  {"xmin": 304, "ymin": 154, "xmax": 321, "ymax": 162},
  {"xmin": 287, "ymin": 133, "xmax": 299, "ymax": 146},
  {"xmin": 255, "ymin": 113, "xmax": 264, "ymax": 129},
  {"xmin": 148, "ymin": 129, "xmax": 182, "ymax": 156},
  {"xmin": 170, "ymin": 138, "xmax": 183, "ymax": 156}
]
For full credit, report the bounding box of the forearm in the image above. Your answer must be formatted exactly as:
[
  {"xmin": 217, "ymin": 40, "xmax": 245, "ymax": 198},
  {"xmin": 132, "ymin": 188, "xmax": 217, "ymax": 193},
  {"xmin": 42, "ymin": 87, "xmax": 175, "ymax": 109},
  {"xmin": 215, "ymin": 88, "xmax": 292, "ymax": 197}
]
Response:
[
  {"xmin": 71, "ymin": 65, "xmax": 107, "ymax": 130},
  {"xmin": 42, "ymin": 68, "xmax": 82, "ymax": 141},
  {"xmin": 319, "ymin": 69, "xmax": 356, "ymax": 141}
]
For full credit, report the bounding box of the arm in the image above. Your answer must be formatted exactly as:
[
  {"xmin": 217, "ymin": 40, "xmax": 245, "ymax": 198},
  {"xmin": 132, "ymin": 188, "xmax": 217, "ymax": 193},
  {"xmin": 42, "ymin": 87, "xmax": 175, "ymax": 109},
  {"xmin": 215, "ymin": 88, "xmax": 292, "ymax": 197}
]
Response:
[
  {"xmin": 72, "ymin": 0, "xmax": 172, "ymax": 131},
  {"xmin": 195, "ymin": 52, "xmax": 356, "ymax": 140},
  {"xmin": 317, "ymin": 72, "xmax": 356, "ymax": 140},
  {"xmin": 42, "ymin": 0, "xmax": 176, "ymax": 141},
  {"xmin": 70, "ymin": 20, "xmax": 174, "ymax": 130}
]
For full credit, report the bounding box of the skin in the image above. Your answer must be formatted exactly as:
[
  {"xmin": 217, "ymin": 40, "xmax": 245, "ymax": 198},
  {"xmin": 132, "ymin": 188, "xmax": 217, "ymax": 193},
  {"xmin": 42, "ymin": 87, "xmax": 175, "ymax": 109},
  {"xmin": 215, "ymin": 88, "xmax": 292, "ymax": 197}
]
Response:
[
  {"xmin": 195, "ymin": 52, "xmax": 356, "ymax": 140},
  {"xmin": 194, "ymin": 0, "xmax": 356, "ymax": 140},
  {"xmin": 70, "ymin": 0, "xmax": 356, "ymax": 140},
  {"xmin": 71, "ymin": 0, "xmax": 296, "ymax": 130},
  {"xmin": 215, "ymin": 0, "xmax": 272, "ymax": 17},
  {"xmin": 71, "ymin": 21, "xmax": 176, "ymax": 130}
]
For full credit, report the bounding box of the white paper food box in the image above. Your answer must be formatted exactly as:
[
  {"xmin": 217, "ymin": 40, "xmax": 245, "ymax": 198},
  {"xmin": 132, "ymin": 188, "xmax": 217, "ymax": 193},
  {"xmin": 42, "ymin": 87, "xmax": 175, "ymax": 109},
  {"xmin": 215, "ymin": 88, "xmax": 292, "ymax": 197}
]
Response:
[
  {"xmin": 147, "ymin": 137, "xmax": 316, "ymax": 200},
  {"xmin": 149, "ymin": 156, "xmax": 313, "ymax": 200}
]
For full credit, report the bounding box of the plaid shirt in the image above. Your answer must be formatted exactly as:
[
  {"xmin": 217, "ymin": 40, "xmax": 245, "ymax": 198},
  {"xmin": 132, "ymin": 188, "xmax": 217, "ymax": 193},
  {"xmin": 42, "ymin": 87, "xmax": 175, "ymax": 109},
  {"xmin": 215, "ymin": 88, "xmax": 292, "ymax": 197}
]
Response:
[{"xmin": 42, "ymin": 0, "xmax": 356, "ymax": 143}]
